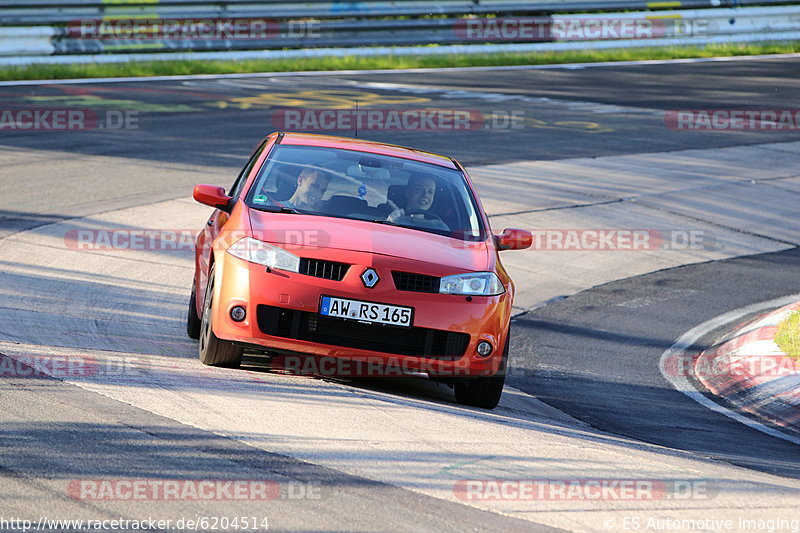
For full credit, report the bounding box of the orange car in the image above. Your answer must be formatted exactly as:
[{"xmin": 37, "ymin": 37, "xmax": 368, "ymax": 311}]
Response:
[{"xmin": 187, "ymin": 132, "xmax": 531, "ymax": 408}]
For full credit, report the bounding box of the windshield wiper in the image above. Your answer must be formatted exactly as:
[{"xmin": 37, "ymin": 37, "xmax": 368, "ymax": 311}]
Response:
[
  {"xmin": 367, "ymin": 218, "xmax": 451, "ymax": 238},
  {"xmin": 367, "ymin": 219, "xmax": 402, "ymax": 227},
  {"xmin": 251, "ymin": 205, "xmax": 301, "ymax": 214}
]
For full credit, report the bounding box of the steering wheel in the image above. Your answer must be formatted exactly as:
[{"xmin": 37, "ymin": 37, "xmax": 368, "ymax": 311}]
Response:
[{"xmin": 402, "ymin": 209, "xmax": 444, "ymax": 222}]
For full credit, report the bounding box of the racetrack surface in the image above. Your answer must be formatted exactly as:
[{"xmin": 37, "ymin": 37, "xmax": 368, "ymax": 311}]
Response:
[
  {"xmin": 510, "ymin": 247, "xmax": 800, "ymax": 480},
  {"xmin": 2, "ymin": 57, "xmax": 800, "ymax": 531},
  {"xmin": 2, "ymin": 55, "xmax": 798, "ymax": 236}
]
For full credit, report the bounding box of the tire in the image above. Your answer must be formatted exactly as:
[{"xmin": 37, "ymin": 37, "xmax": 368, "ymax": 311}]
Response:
[
  {"xmin": 198, "ymin": 266, "xmax": 243, "ymax": 368},
  {"xmin": 186, "ymin": 279, "xmax": 201, "ymax": 340},
  {"xmin": 454, "ymin": 334, "xmax": 509, "ymax": 409}
]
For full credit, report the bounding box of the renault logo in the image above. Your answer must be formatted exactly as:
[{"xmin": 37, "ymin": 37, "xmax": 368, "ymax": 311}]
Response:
[{"xmin": 361, "ymin": 268, "xmax": 379, "ymax": 288}]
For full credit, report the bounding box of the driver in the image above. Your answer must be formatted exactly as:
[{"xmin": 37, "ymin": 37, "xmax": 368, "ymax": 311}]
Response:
[
  {"xmin": 284, "ymin": 168, "xmax": 330, "ymax": 211},
  {"xmin": 387, "ymin": 172, "xmax": 437, "ymax": 222}
]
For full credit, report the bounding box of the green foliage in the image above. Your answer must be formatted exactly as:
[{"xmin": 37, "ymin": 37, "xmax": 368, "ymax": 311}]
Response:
[{"xmin": 775, "ymin": 310, "xmax": 800, "ymax": 361}]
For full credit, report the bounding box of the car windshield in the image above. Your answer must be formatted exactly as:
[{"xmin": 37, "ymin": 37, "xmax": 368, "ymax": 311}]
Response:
[{"xmin": 244, "ymin": 144, "xmax": 485, "ymax": 241}]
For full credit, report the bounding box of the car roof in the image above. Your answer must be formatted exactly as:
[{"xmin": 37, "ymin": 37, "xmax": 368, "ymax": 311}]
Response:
[{"xmin": 277, "ymin": 132, "xmax": 459, "ymax": 170}]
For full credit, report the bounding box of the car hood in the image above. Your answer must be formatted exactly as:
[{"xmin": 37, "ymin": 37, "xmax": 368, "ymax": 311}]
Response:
[{"xmin": 248, "ymin": 210, "xmax": 490, "ymax": 271}]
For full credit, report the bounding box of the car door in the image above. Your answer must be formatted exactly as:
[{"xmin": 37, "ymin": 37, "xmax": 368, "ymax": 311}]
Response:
[{"xmin": 197, "ymin": 139, "xmax": 269, "ymax": 296}]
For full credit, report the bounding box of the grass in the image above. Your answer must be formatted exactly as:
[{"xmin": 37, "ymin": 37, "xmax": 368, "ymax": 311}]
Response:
[
  {"xmin": 775, "ymin": 310, "xmax": 800, "ymax": 361},
  {"xmin": 1, "ymin": 41, "xmax": 799, "ymax": 81}
]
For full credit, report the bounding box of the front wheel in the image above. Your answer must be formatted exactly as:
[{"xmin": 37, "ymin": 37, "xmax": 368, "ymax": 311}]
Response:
[
  {"xmin": 453, "ymin": 335, "xmax": 509, "ymax": 409},
  {"xmin": 198, "ymin": 266, "xmax": 243, "ymax": 368}
]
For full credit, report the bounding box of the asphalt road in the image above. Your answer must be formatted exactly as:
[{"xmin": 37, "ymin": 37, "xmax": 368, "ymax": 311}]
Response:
[
  {"xmin": 1, "ymin": 353, "xmax": 553, "ymax": 532},
  {"xmin": 1, "ymin": 55, "xmax": 798, "ymax": 234},
  {"xmin": 509, "ymin": 246, "xmax": 800, "ymax": 480},
  {"xmin": 1, "ymin": 56, "xmax": 799, "ymax": 530}
]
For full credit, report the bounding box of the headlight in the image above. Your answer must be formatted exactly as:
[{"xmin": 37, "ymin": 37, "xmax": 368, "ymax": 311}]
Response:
[
  {"xmin": 439, "ymin": 272, "xmax": 505, "ymax": 296},
  {"xmin": 227, "ymin": 237, "xmax": 300, "ymax": 273}
]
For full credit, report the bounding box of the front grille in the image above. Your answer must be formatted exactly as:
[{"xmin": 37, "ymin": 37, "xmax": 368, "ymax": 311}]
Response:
[
  {"xmin": 392, "ymin": 271, "xmax": 440, "ymax": 293},
  {"xmin": 299, "ymin": 258, "xmax": 349, "ymax": 281},
  {"xmin": 257, "ymin": 305, "xmax": 469, "ymax": 359}
]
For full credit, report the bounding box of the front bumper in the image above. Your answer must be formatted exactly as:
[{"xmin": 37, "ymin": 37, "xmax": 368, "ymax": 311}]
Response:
[{"xmin": 210, "ymin": 248, "xmax": 512, "ymax": 378}]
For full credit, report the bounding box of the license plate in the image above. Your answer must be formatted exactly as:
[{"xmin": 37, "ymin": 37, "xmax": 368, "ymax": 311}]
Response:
[{"xmin": 320, "ymin": 296, "xmax": 413, "ymax": 327}]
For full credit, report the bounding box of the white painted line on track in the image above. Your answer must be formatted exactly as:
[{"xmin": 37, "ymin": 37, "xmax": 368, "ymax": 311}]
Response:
[
  {"xmin": 659, "ymin": 293, "xmax": 800, "ymax": 447},
  {"xmin": 1, "ymin": 53, "xmax": 798, "ymax": 87},
  {"xmin": 330, "ymin": 78, "xmax": 662, "ymax": 116}
]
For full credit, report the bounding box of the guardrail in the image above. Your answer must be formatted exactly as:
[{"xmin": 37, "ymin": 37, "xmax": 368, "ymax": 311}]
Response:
[
  {"xmin": 1, "ymin": 1, "xmax": 799, "ymax": 63},
  {"xmin": 2, "ymin": 0, "xmax": 797, "ymax": 26}
]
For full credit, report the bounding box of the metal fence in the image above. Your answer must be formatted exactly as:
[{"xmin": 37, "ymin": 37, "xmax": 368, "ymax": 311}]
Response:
[
  {"xmin": 1, "ymin": 0, "xmax": 799, "ymax": 61},
  {"xmin": 4, "ymin": 0, "xmax": 795, "ymax": 26}
]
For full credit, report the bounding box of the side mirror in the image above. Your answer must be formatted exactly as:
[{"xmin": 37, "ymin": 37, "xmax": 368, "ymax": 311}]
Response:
[
  {"xmin": 495, "ymin": 228, "xmax": 532, "ymax": 251},
  {"xmin": 193, "ymin": 184, "xmax": 232, "ymax": 212}
]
